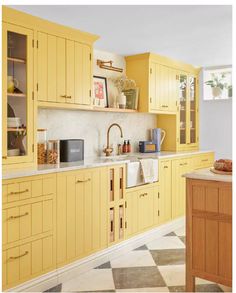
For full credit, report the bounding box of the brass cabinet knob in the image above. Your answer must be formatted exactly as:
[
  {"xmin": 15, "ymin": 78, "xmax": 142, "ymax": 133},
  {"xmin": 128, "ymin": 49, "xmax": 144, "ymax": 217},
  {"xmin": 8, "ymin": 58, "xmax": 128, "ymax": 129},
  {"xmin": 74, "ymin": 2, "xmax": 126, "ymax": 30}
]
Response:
[
  {"xmin": 66, "ymin": 95, "xmax": 72, "ymax": 99},
  {"xmin": 2, "ymin": 156, "xmax": 7, "ymax": 159},
  {"xmin": 60, "ymin": 94, "xmax": 67, "ymax": 98}
]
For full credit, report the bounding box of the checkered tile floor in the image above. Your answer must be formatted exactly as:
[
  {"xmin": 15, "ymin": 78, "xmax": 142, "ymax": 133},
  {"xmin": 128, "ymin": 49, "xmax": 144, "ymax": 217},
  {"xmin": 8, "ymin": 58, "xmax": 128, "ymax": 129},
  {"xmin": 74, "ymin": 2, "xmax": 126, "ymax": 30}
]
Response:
[{"xmin": 45, "ymin": 226, "xmax": 232, "ymax": 292}]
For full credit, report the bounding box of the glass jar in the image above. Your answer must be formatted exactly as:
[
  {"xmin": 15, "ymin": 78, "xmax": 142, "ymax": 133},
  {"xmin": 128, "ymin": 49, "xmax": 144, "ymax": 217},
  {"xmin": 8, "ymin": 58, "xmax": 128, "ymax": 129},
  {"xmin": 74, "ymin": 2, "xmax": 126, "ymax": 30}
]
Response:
[
  {"xmin": 47, "ymin": 140, "xmax": 59, "ymax": 164},
  {"xmin": 37, "ymin": 129, "xmax": 47, "ymax": 164}
]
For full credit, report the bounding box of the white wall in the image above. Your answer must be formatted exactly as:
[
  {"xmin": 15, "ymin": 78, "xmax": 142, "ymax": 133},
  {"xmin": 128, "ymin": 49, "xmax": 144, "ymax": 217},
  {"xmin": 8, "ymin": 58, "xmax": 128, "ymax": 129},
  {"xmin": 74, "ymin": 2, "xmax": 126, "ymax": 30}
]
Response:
[
  {"xmin": 199, "ymin": 72, "xmax": 232, "ymax": 159},
  {"xmin": 38, "ymin": 49, "xmax": 157, "ymax": 158}
]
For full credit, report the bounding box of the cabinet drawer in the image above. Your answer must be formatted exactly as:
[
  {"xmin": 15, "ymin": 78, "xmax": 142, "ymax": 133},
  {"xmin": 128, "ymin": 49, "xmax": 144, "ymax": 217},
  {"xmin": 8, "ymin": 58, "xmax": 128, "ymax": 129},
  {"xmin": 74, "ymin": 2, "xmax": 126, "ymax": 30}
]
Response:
[
  {"xmin": 2, "ymin": 235, "xmax": 54, "ymax": 290},
  {"xmin": 195, "ymin": 153, "xmax": 214, "ymax": 169},
  {"xmin": 3, "ymin": 175, "xmax": 56, "ymax": 204},
  {"xmin": 3, "ymin": 199, "xmax": 53, "ymax": 245}
]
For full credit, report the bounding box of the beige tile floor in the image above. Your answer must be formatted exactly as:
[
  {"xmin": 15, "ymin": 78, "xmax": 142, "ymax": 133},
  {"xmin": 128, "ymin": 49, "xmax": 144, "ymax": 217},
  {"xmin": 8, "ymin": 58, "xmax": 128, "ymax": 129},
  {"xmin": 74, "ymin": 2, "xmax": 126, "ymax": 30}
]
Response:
[{"xmin": 44, "ymin": 226, "xmax": 232, "ymax": 292}]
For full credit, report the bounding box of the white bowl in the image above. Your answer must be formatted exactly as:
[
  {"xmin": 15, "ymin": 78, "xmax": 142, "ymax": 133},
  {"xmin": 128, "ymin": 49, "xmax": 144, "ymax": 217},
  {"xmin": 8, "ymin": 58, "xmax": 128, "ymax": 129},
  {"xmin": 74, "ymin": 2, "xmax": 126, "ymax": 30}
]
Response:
[
  {"xmin": 7, "ymin": 149, "xmax": 20, "ymax": 156},
  {"xmin": 7, "ymin": 117, "xmax": 21, "ymax": 128}
]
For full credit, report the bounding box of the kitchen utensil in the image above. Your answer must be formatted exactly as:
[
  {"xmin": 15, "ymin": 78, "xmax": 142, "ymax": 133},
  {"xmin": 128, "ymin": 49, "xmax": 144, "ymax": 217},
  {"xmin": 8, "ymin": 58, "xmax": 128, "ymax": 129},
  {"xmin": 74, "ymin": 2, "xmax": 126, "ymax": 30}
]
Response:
[
  {"xmin": 7, "ymin": 76, "xmax": 19, "ymax": 93},
  {"xmin": 7, "ymin": 117, "xmax": 21, "ymax": 128},
  {"xmin": 7, "ymin": 148, "xmax": 20, "ymax": 156},
  {"xmin": 151, "ymin": 128, "xmax": 166, "ymax": 152}
]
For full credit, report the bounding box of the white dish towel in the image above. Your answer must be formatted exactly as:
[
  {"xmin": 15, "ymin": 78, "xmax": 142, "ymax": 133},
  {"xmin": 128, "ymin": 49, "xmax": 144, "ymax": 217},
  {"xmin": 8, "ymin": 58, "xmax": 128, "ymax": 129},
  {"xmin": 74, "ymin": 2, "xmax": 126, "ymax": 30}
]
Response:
[{"xmin": 140, "ymin": 159, "xmax": 155, "ymax": 183}]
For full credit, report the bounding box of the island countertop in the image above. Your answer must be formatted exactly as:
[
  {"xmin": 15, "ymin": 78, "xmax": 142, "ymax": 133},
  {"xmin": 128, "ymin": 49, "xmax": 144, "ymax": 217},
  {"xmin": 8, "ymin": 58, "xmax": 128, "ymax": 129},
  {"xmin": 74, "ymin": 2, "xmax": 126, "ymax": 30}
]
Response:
[{"xmin": 183, "ymin": 168, "xmax": 232, "ymax": 182}]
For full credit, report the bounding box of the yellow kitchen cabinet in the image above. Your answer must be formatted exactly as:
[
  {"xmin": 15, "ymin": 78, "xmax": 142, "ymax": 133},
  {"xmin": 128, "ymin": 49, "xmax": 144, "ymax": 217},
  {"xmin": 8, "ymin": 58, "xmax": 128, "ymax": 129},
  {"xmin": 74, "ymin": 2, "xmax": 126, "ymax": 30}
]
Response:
[
  {"xmin": 37, "ymin": 33, "xmax": 92, "ymax": 106},
  {"xmin": 2, "ymin": 22, "xmax": 35, "ymax": 167},
  {"xmin": 125, "ymin": 185, "xmax": 154, "ymax": 238},
  {"xmin": 125, "ymin": 53, "xmax": 199, "ymax": 114},
  {"xmin": 157, "ymin": 72, "xmax": 199, "ymax": 151},
  {"xmin": 194, "ymin": 152, "xmax": 214, "ymax": 169},
  {"xmin": 159, "ymin": 160, "xmax": 172, "ymax": 223},
  {"xmin": 108, "ymin": 165, "xmax": 126, "ymax": 245},
  {"xmin": 171, "ymin": 157, "xmax": 193, "ymax": 219},
  {"xmin": 56, "ymin": 167, "xmax": 108, "ymax": 268},
  {"xmin": 2, "ymin": 174, "xmax": 56, "ymax": 290}
]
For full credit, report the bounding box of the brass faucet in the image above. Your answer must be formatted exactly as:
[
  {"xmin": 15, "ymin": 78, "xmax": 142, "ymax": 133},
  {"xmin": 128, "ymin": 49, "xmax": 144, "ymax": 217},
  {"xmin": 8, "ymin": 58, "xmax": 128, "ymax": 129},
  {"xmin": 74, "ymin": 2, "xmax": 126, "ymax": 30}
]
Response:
[{"xmin": 103, "ymin": 123, "xmax": 123, "ymax": 156}]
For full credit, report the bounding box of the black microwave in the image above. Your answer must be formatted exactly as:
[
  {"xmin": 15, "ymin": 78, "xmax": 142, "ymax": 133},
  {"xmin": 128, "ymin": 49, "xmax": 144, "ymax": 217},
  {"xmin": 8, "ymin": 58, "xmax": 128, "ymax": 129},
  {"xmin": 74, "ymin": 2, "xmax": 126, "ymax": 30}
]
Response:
[{"xmin": 60, "ymin": 139, "xmax": 84, "ymax": 162}]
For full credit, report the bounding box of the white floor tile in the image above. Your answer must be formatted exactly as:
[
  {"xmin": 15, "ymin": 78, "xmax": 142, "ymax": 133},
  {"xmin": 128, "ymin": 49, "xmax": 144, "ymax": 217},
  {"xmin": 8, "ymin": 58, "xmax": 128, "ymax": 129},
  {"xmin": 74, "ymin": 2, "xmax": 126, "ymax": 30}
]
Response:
[
  {"xmin": 158, "ymin": 264, "xmax": 185, "ymax": 286},
  {"xmin": 146, "ymin": 236, "xmax": 185, "ymax": 250},
  {"xmin": 174, "ymin": 226, "xmax": 186, "ymax": 237},
  {"xmin": 62, "ymin": 268, "xmax": 115, "ymax": 291},
  {"xmin": 195, "ymin": 277, "xmax": 214, "ymax": 285},
  {"xmin": 116, "ymin": 287, "xmax": 169, "ymax": 292},
  {"xmin": 110, "ymin": 250, "xmax": 156, "ymax": 268}
]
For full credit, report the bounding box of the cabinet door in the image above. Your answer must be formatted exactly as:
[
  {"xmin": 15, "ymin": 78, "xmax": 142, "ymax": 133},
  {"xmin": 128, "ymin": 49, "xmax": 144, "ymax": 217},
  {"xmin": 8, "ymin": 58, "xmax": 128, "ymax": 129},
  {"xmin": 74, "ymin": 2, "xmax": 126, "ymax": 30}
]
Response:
[
  {"xmin": 125, "ymin": 191, "xmax": 139, "ymax": 238},
  {"xmin": 66, "ymin": 40, "xmax": 75, "ymax": 103},
  {"xmin": 178, "ymin": 72, "xmax": 188, "ymax": 146},
  {"xmin": 188, "ymin": 75, "xmax": 198, "ymax": 145},
  {"xmin": 150, "ymin": 62, "xmax": 157, "ymax": 110},
  {"xmin": 2, "ymin": 23, "xmax": 34, "ymax": 165},
  {"xmin": 138, "ymin": 187, "xmax": 154, "ymax": 231},
  {"xmin": 159, "ymin": 160, "xmax": 172, "ymax": 223},
  {"xmin": 56, "ymin": 37, "xmax": 66, "ymax": 103},
  {"xmin": 82, "ymin": 45, "xmax": 92, "ymax": 105}
]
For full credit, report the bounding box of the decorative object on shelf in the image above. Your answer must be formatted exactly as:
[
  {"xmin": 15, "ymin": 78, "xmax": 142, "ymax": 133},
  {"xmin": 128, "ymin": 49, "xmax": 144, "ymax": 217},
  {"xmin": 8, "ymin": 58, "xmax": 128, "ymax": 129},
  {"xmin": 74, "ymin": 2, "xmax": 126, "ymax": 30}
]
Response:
[
  {"xmin": 93, "ymin": 76, "xmax": 108, "ymax": 108},
  {"xmin": 203, "ymin": 66, "xmax": 232, "ymax": 100},
  {"xmin": 112, "ymin": 76, "xmax": 138, "ymax": 110},
  {"xmin": 7, "ymin": 75, "xmax": 19, "ymax": 93},
  {"xmin": 118, "ymin": 92, "xmax": 126, "ymax": 109},
  {"xmin": 97, "ymin": 59, "xmax": 123, "ymax": 73}
]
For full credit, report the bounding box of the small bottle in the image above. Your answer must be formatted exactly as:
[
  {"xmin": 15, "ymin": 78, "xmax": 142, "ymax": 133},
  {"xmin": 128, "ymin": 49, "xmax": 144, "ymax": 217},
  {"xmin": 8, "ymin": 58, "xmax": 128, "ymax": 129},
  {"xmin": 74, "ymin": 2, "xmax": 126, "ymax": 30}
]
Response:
[
  {"xmin": 122, "ymin": 140, "xmax": 128, "ymax": 153},
  {"xmin": 127, "ymin": 140, "xmax": 131, "ymax": 153}
]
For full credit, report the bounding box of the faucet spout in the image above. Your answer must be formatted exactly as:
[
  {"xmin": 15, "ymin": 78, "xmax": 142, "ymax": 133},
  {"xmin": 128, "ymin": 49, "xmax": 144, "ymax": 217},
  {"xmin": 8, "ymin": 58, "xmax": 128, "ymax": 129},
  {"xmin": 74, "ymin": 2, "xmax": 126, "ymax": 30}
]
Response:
[{"xmin": 104, "ymin": 123, "xmax": 124, "ymax": 157}]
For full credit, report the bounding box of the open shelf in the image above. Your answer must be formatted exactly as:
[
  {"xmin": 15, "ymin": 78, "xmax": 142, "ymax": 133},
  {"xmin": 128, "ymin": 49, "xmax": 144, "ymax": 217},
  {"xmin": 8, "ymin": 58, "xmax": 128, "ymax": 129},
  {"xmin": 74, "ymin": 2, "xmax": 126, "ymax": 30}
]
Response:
[
  {"xmin": 93, "ymin": 107, "xmax": 137, "ymax": 113},
  {"xmin": 7, "ymin": 93, "xmax": 26, "ymax": 98},
  {"xmin": 7, "ymin": 128, "xmax": 26, "ymax": 132},
  {"xmin": 8, "ymin": 57, "xmax": 26, "ymax": 64}
]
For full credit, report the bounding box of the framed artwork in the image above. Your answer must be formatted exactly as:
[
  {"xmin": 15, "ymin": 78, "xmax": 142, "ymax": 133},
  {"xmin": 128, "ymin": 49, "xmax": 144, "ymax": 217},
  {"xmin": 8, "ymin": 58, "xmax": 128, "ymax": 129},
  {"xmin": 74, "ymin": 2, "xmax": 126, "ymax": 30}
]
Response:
[
  {"xmin": 203, "ymin": 66, "xmax": 232, "ymax": 100},
  {"xmin": 93, "ymin": 76, "xmax": 108, "ymax": 107}
]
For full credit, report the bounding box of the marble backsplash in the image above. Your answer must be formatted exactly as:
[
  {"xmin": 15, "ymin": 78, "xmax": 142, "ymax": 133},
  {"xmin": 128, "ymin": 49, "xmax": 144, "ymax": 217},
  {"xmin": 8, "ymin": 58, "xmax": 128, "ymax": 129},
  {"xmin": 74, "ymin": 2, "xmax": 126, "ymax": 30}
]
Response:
[{"xmin": 38, "ymin": 109, "xmax": 157, "ymax": 158}]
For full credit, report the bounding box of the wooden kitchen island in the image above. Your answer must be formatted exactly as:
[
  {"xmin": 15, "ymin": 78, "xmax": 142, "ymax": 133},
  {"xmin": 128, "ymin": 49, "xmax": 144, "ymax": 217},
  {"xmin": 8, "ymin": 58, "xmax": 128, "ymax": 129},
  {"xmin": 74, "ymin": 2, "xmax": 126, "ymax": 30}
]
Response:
[{"xmin": 184, "ymin": 169, "xmax": 232, "ymax": 292}]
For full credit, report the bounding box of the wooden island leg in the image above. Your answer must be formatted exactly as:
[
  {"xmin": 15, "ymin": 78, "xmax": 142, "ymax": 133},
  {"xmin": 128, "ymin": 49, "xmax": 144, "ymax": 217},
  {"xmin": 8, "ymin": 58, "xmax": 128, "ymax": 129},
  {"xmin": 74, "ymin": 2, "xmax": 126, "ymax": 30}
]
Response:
[{"xmin": 186, "ymin": 271, "xmax": 195, "ymax": 292}]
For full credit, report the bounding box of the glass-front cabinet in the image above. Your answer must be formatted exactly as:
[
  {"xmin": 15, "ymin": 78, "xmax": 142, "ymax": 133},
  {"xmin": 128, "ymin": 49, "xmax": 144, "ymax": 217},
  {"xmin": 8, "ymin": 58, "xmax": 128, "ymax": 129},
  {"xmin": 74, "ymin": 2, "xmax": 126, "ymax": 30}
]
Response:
[
  {"xmin": 177, "ymin": 72, "xmax": 198, "ymax": 149},
  {"xmin": 2, "ymin": 23, "xmax": 34, "ymax": 165}
]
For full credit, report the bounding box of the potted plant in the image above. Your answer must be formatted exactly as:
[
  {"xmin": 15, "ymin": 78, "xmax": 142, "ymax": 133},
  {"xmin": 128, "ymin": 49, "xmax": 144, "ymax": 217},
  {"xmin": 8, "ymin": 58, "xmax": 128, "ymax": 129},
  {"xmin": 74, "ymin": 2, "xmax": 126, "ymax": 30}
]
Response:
[{"xmin": 205, "ymin": 73, "xmax": 229, "ymax": 98}]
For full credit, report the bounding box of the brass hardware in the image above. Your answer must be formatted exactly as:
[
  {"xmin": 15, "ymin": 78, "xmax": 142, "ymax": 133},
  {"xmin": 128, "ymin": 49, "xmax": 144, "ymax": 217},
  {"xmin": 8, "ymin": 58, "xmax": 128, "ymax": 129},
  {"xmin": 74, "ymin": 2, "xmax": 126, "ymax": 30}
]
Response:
[
  {"xmin": 8, "ymin": 251, "xmax": 29, "ymax": 260},
  {"xmin": 150, "ymin": 97, "xmax": 152, "ymax": 103},
  {"xmin": 66, "ymin": 95, "xmax": 72, "ymax": 99},
  {"xmin": 125, "ymin": 221, "xmax": 127, "ymax": 229},
  {"xmin": 202, "ymin": 159, "xmax": 208, "ymax": 162},
  {"xmin": 158, "ymin": 210, "xmax": 160, "ymax": 216},
  {"xmin": 32, "ymin": 39, "xmax": 34, "ymax": 48},
  {"xmin": 125, "ymin": 201, "xmax": 127, "ymax": 208},
  {"xmin": 9, "ymin": 189, "xmax": 29, "ymax": 195},
  {"xmin": 89, "ymin": 89, "xmax": 91, "ymax": 97},
  {"xmin": 97, "ymin": 59, "xmax": 123, "ymax": 73},
  {"xmin": 2, "ymin": 156, "xmax": 7, "ymax": 159},
  {"xmin": 8, "ymin": 212, "xmax": 29, "ymax": 220},
  {"xmin": 164, "ymin": 165, "xmax": 168, "ymax": 169},
  {"xmin": 32, "ymin": 91, "xmax": 34, "ymax": 100},
  {"xmin": 104, "ymin": 123, "xmax": 123, "ymax": 157},
  {"xmin": 36, "ymin": 83, "xmax": 39, "ymax": 91},
  {"xmin": 32, "ymin": 144, "xmax": 34, "ymax": 153},
  {"xmin": 184, "ymin": 162, "xmax": 188, "ymax": 165},
  {"xmin": 139, "ymin": 192, "xmax": 147, "ymax": 198},
  {"xmin": 60, "ymin": 95, "xmax": 67, "ymax": 98},
  {"xmin": 161, "ymin": 105, "xmax": 168, "ymax": 108},
  {"xmin": 180, "ymin": 163, "xmax": 184, "ymax": 166},
  {"xmin": 37, "ymin": 40, "xmax": 39, "ymax": 49},
  {"xmin": 158, "ymin": 192, "xmax": 160, "ymax": 199},
  {"xmin": 150, "ymin": 68, "xmax": 152, "ymax": 74},
  {"xmin": 76, "ymin": 178, "xmax": 91, "ymax": 183},
  {"xmin": 89, "ymin": 53, "xmax": 92, "ymax": 61}
]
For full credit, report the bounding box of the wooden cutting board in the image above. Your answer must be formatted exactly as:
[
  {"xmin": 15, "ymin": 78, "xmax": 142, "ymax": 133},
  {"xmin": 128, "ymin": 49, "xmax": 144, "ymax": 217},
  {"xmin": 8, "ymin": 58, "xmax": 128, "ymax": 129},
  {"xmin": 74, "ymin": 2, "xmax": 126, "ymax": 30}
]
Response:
[{"xmin": 210, "ymin": 167, "xmax": 232, "ymax": 175}]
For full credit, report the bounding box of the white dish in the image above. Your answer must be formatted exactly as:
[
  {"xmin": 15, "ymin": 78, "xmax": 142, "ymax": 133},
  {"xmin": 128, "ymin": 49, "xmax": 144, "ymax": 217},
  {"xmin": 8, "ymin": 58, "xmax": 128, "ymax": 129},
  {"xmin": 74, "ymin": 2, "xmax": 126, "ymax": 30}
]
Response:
[
  {"xmin": 7, "ymin": 149, "xmax": 20, "ymax": 156},
  {"xmin": 7, "ymin": 117, "xmax": 21, "ymax": 128}
]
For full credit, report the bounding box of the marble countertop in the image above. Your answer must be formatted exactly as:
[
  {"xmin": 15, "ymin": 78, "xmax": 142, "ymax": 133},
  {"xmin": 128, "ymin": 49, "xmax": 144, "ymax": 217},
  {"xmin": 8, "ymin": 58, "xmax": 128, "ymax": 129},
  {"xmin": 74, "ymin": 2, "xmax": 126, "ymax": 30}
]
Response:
[
  {"xmin": 183, "ymin": 168, "xmax": 232, "ymax": 182},
  {"xmin": 2, "ymin": 150, "xmax": 213, "ymax": 180}
]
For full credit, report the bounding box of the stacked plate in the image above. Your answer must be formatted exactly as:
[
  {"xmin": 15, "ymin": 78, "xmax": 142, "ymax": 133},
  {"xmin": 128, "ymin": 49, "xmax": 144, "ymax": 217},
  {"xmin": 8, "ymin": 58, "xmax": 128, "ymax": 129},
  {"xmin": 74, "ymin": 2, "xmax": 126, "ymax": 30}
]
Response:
[{"xmin": 7, "ymin": 117, "xmax": 21, "ymax": 128}]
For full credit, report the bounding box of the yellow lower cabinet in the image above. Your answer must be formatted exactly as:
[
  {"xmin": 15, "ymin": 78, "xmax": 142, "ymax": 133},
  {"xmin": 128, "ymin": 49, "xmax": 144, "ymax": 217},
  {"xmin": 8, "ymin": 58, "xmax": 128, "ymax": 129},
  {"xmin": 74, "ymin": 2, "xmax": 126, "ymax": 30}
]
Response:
[
  {"xmin": 125, "ymin": 186, "xmax": 154, "ymax": 239},
  {"xmin": 56, "ymin": 167, "xmax": 108, "ymax": 268},
  {"xmin": 194, "ymin": 152, "xmax": 214, "ymax": 169},
  {"xmin": 3, "ymin": 236, "xmax": 54, "ymax": 290},
  {"xmin": 171, "ymin": 158, "xmax": 193, "ymax": 219},
  {"xmin": 159, "ymin": 160, "xmax": 172, "ymax": 223}
]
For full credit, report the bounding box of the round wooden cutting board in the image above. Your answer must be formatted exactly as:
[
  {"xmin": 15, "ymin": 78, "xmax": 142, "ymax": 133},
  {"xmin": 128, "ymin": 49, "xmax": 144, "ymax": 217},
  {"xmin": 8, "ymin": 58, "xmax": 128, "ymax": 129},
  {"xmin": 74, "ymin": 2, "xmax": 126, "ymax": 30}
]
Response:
[{"xmin": 210, "ymin": 167, "xmax": 232, "ymax": 175}]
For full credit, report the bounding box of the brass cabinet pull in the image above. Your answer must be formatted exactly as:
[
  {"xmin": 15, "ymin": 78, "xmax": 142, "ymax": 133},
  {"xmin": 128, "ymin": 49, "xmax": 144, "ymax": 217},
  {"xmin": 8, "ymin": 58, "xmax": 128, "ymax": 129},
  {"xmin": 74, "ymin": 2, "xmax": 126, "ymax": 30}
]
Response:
[
  {"xmin": 76, "ymin": 178, "xmax": 91, "ymax": 183},
  {"xmin": 180, "ymin": 163, "xmax": 184, "ymax": 166},
  {"xmin": 8, "ymin": 251, "xmax": 29, "ymax": 260},
  {"xmin": 66, "ymin": 95, "xmax": 72, "ymax": 99},
  {"xmin": 8, "ymin": 212, "xmax": 29, "ymax": 220},
  {"xmin": 9, "ymin": 189, "xmax": 29, "ymax": 195},
  {"xmin": 2, "ymin": 156, "xmax": 7, "ymax": 159},
  {"xmin": 139, "ymin": 192, "xmax": 148, "ymax": 198},
  {"xmin": 202, "ymin": 159, "xmax": 208, "ymax": 162},
  {"xmin": 161, "ymin": 105, "xmax": 168, "ymax": 108},
  {"xmin": 60, "ymin": 94, "xmax": 67, "ymax": 98},
  {"xmin": 164, "ymin": 165, "xmax": 168, "ymax": 169}
]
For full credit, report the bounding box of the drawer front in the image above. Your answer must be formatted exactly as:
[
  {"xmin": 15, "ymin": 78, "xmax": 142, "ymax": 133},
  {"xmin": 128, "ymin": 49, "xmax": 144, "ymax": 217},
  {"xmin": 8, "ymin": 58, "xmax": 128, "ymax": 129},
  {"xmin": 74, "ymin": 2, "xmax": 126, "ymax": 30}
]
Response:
[
  {"xmin": 3, "ymin": 175, "xmax": 55, "ymax": 204},
  {"xmin": 195, "ymin": 153, "xmax": 214, "ymax": 169},
  {"xmin": 2, "ymin": 235, "xmax": 54, "ymax": 290},
  {"xmin": 3, "ymin": 199, "xmax": 53, "ymax": 245}
]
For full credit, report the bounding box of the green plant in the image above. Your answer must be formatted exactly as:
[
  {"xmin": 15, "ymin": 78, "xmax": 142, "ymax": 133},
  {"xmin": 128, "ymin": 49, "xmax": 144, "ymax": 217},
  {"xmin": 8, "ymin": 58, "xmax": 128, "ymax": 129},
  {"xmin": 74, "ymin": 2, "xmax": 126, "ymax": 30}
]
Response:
[{"xmin": 205, "ymin": 73, "xmax": 229, "ymax": 90}]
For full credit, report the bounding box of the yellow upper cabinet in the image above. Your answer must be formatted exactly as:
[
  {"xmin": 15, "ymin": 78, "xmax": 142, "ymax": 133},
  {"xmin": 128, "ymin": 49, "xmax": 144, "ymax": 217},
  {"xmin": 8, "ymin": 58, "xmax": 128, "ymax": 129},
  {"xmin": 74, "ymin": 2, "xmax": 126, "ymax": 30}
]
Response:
[
  {"xmin": 2, "ymin": 22, "xmax": 34, "ymax": 167},
  {"xmin": 125, "ymin": 53, "xmax": 199, "ymax": 114}
]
